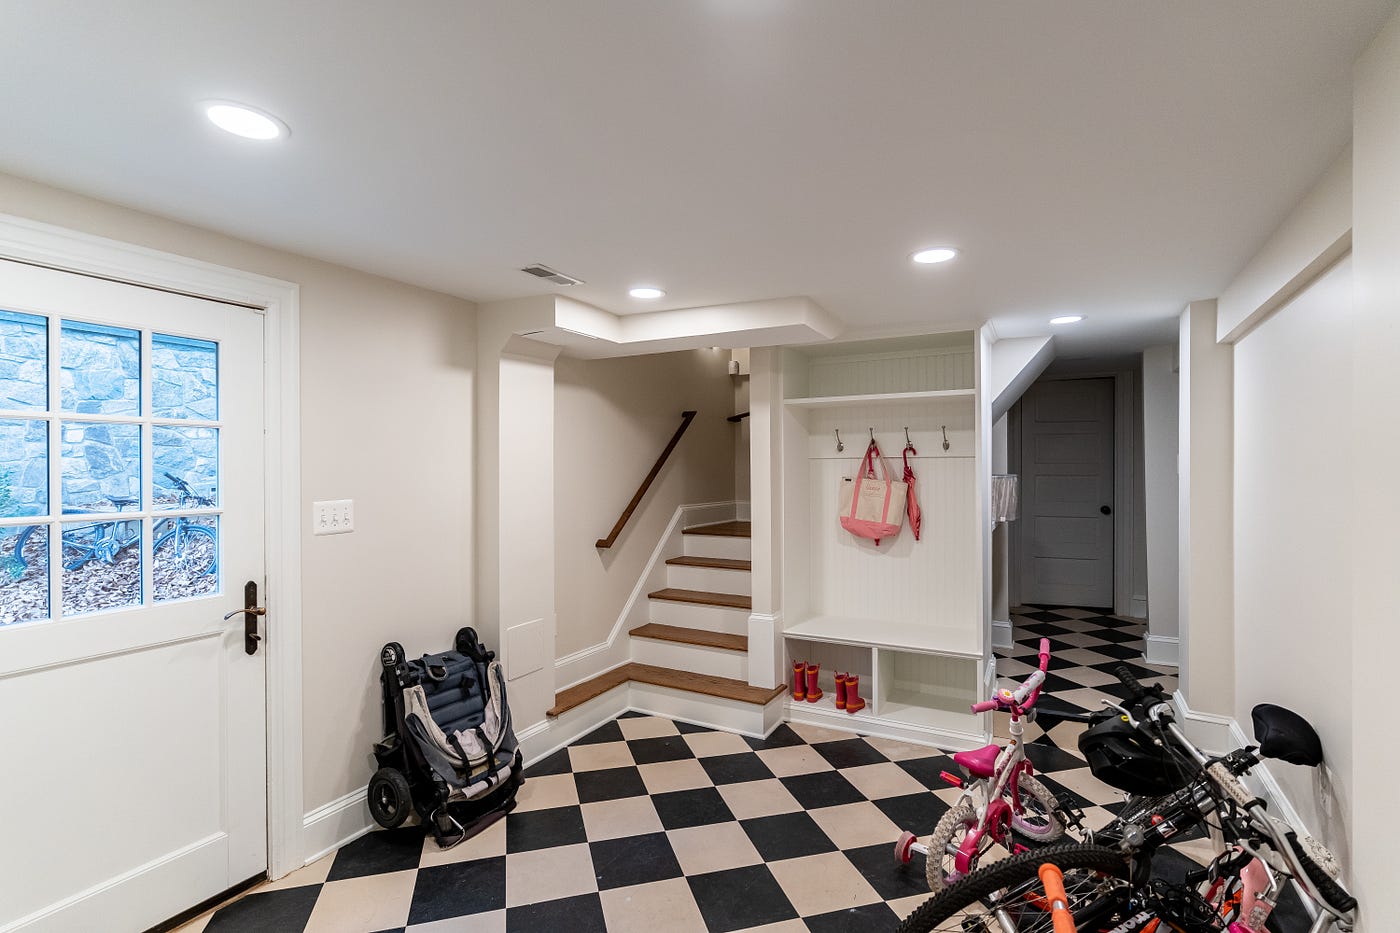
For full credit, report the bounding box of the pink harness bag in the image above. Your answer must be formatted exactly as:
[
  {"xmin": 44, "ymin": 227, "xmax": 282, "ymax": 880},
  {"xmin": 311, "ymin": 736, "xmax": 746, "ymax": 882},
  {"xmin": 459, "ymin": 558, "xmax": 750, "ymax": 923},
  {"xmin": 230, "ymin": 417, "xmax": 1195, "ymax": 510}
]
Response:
[
  {"xmin": 903, "ymin": 441, "xmax": 922, "ymax": 541},
  {"xmin": 839, "ymin": 441, "xmax": 908, "ymax": 545}
]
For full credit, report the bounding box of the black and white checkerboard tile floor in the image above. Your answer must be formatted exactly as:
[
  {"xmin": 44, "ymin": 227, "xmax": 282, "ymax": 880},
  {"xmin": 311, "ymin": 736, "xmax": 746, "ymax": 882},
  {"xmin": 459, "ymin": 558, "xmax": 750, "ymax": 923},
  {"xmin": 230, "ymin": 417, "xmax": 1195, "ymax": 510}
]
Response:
[{"xmin": 180, "ymin": 606, "xmax": 1203, "ymax": 933}]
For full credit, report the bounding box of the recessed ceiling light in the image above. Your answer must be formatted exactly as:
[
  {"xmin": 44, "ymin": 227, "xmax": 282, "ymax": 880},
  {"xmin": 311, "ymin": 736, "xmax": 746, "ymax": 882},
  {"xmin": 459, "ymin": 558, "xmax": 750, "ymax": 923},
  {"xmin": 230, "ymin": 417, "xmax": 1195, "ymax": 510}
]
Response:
[
  {"xmin": 204, "ymin": 101, "xmax": 287, "ymax": 140},
  {"xmin": 629, "ymin": 286, "xmax": 665, "ymax": 299},
  {"xmin": 1050, "ymin": 315, "xmax": 1084, "ymax": 325},
  {"xmin": 911, "ymin": 247, "xmax": 958, "ymax": 264}
]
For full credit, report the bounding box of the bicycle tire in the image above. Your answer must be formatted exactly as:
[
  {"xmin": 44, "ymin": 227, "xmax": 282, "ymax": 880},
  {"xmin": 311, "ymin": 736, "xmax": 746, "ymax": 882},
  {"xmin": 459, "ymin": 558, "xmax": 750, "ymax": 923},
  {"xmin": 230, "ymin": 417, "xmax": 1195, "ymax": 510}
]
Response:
[
  {"xmin": 154, "ymin": 524, "xmax": 217, "ymax": 581},
  {"xmin": 4, "ymin": 525, "xmax": 39, "ymax": 580},
  {"xmin": 926, "ymin": 803, "xmax": 980, "ymax": 894},
  {"xmin": 1011, "ymin": 773, "xmax": 1065, "ymax": 842},
  {"xmin": 895, "ymin": 843, "xmax": 1132, "ymax": 933}
]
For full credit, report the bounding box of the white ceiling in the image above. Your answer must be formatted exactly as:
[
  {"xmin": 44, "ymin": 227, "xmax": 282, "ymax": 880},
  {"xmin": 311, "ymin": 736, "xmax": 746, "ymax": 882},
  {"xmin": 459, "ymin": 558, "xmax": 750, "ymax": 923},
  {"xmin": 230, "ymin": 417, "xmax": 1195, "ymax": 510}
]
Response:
[{"xmin": 0, "ymin": 1, "xmax": 1391, "ymax": 354}]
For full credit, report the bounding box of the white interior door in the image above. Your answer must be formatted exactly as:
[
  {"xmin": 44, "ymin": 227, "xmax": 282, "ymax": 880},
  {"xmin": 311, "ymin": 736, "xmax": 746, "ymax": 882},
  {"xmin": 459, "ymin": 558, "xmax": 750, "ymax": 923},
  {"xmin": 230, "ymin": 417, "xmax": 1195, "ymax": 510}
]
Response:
[
  {"xmin": 0, "ymin": 261, "xmax": 266, "ymax": 933},
  {"xmin": 1018, "ymin": 377, "xmax": 1114, "ymax": 608}
]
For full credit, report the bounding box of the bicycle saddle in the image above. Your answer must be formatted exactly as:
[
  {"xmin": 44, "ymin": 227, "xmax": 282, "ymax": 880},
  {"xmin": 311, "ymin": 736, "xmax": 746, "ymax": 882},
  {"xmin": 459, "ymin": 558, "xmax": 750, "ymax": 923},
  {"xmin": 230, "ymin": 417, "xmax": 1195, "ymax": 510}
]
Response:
[
  {"xmin": 953, "ymin": 743, "xmax": 1001, "ymax": 779},
  {"xmin": 109, "ymin": 496, "xmax": 138, "ymax": 509},
  {"xmin": 1251, "ymin": 703, "xmax": 1323, "ymax": 767}
]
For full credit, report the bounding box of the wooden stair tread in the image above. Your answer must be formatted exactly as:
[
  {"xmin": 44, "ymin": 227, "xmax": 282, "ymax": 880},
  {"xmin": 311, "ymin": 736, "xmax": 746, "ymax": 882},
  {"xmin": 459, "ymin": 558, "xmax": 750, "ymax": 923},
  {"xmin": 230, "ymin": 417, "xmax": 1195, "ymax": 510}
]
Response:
[
  {"xmin": 547, "ymin": 662, "xmax": 785, "ymax": 716},
  {"xmin": 547, "ymin": 665, "xmax": 632, "ymax": 718},
  {"xmin": 682, "ymin": 520, "xmax": 751, "ymax": 538},
  {"xmin": 665, "ymin": 556, "xmax": 752, "ymax": 571},
  {"xmin": 648, "ymin": 587, "xmax": 752, "ymax": 610},
  {"xmin": 629, "ymin": 623, "xmax": 747, "ymax": 652}
]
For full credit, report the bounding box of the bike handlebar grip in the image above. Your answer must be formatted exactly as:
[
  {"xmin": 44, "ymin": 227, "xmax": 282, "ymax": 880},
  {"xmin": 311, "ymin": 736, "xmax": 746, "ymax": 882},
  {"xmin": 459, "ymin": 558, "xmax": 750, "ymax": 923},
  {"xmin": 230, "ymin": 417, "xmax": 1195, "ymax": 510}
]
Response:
[
  {"xmin": 971, "ymin": 699, "xmax": 999, "ymax": 714},
  {"xmin": 1286, "ymin": 831, "xmax": 1357, "ymax": 914},
  {"xmin": 1113, "ymin": 664, "xmax": 1148, "ymax": 702},
  {"xmin": 1037, "ymin": 864, "xmax": 1076, "ymax": 933},
  {"xmin": 1038, "ymin": 637, "xmax": 1051, "ymax": 672}
]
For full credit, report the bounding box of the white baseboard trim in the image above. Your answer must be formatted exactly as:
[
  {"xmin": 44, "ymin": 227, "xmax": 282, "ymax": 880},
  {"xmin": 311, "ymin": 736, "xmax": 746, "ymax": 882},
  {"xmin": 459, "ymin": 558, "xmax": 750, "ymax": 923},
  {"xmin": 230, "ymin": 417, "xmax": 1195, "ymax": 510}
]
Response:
[
  {"xmin": 302, "ymin": 787, "xmax": 373, "ymax": 866},
  {"xmin": 1142, "ymin": 634, "xmax": 1180, "ymax": 667},
  {"xmin": 784, "ymin": 700, "xmax": 986, "ymax": 752},
  {"xmin": 1173, "ymin": 690, "xmax": 1308, "ymax": 835},
  {"xmin": 991, "ymin": 619, "xmax": 1014, "ymax": 650}
]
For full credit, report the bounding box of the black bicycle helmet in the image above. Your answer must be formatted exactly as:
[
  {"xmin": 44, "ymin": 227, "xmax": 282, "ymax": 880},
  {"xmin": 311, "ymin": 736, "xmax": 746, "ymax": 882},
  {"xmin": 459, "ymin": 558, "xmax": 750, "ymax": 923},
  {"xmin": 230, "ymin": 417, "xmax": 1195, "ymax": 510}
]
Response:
[{"xmin": 1078, "ymin": 712, "xmax": 1193, "ymax": 796}]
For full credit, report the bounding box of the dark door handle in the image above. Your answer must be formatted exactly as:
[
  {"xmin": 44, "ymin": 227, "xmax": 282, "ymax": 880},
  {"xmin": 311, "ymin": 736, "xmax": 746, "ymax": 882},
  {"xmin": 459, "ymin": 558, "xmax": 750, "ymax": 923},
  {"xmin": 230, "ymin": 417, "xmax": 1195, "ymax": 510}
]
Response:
[
  {"xmin": 1100, "ymin": 505, "xmax": 1112, "ymax": 515},
  {"xmin": 221, "ymin": 581, "xmax": 267, "ymax": 655}
]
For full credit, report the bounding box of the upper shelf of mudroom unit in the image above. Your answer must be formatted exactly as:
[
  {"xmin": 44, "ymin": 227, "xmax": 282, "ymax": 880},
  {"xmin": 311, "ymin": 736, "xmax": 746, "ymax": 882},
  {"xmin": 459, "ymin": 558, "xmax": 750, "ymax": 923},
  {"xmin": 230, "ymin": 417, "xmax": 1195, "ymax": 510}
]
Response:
[
  {"xmin": 784, "ymin": 615, "xmax": 982, "ymax": 659},
  {"xmin": 783, "ymin": 388, "xmax": 975, "ymax": 409}
]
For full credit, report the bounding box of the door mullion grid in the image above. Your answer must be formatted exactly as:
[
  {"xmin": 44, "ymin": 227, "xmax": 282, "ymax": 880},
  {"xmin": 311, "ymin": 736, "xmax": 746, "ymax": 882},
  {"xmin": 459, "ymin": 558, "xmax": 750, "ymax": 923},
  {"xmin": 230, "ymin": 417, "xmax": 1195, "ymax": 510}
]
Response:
[
  {"xmin": 45, "ymin": 311, "xmax": 60, "ymax": 620},
  {"xmin": 141, "ymin": 327, "xmax": 153, "ymax": 606}
]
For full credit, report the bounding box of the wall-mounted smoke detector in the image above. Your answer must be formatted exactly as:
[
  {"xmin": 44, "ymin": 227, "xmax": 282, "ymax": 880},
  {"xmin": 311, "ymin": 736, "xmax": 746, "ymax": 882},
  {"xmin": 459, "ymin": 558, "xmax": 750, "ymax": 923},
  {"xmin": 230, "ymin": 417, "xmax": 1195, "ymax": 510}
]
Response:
[{"xmin": 519, "ymin": 264, "xmax": 585, "ymax": 286}]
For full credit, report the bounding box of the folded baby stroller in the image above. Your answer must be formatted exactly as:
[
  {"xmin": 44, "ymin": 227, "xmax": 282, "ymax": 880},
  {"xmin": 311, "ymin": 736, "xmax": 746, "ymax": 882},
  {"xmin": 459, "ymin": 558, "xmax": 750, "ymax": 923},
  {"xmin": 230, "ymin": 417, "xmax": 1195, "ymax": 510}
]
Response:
[{"xmin": 369, "ymin": 627, "xmax": 524, "ymax": 848}]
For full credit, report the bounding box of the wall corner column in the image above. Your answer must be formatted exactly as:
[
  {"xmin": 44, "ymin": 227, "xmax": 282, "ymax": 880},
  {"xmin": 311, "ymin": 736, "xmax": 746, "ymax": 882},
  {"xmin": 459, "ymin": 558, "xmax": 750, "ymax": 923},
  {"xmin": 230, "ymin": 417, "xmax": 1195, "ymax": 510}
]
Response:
[
  {"xmin": 476, "ymin": 299, "xmax": 562, "ymax": 732},
  {"xmin": 746, "ymin": 348, "xmax": 783, "ymax": 690},
  {"xmin": 1177, "ymin": 300, "xmax": 1233, "ymax": 715}
]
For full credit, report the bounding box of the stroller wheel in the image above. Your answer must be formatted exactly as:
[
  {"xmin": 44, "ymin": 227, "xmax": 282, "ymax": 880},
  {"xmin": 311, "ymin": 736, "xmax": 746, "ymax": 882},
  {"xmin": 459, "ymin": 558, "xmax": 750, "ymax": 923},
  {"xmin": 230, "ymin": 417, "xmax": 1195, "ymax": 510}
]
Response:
[{"xmin": 368, "ymin": 767, "xmax": 413, "ymax": 829}]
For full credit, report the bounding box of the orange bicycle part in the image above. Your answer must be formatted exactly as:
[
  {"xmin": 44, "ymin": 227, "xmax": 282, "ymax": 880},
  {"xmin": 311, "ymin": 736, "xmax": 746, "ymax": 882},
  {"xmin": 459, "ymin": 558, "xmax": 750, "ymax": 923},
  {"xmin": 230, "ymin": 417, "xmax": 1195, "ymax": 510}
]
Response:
[{"xmin": 1038, "ymin": 863, "xmax": 1077, "ymax": 933}]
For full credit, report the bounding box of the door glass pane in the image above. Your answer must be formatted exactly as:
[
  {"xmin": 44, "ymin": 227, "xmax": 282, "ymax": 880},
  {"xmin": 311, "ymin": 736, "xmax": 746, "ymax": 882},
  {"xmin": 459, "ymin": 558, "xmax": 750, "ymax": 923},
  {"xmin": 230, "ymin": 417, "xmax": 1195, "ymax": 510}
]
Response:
[
  {"xmin": 153, "ymin": 515, "xmax": 218, "ymax": 602},
  {"xmin": 61, "ymin": 421, "xmax": 141, "ymax": 513},
  {"xmin": 0, "ymin": 309, "xmax": 48, "ymax": 412},
  {"xmin": 61, "ymin": 320, "xmax": 141, "ymax": 416},
  {"xmin": 154, "ymin": 427, "xmax": 218, "ymax": 509},
  {"xmin": 61, "ymin": 518, "xmax": 141, "ymax": 615},
  {"xmin": 0, "ymin": 419, "xmax": 47, "ymax": 518},
  {"xmin": 152, "ymin": 334, "xmax": 217, "ymax": 420},
  {"xmin": 0, "ymin": 525, "xmax": 49, "ymax": 625}
]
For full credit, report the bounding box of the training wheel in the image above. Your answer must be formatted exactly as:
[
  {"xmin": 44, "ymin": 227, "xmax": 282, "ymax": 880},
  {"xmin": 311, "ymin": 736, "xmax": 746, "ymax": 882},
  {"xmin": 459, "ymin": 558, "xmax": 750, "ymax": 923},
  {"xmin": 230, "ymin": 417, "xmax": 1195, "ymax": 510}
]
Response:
[{"xmin": 894, "ymin": 830, "xmax": 917, "ymax": 865}]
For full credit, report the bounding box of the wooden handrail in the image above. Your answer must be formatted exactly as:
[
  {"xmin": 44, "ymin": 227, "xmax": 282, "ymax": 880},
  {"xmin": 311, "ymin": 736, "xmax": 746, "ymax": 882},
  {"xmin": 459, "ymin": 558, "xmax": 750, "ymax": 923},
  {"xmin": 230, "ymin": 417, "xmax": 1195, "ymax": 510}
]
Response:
[{"xmin": 595, "ymin": 410, "xmax": 698, "ymax": 549}]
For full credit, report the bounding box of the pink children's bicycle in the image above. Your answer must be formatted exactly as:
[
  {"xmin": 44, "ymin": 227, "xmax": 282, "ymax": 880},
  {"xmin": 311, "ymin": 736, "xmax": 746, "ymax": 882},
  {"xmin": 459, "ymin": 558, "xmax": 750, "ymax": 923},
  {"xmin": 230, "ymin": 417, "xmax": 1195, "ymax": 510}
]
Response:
[{"xmin": 895, "ymin": 637, "xmax": 1065, "ymax": 893}]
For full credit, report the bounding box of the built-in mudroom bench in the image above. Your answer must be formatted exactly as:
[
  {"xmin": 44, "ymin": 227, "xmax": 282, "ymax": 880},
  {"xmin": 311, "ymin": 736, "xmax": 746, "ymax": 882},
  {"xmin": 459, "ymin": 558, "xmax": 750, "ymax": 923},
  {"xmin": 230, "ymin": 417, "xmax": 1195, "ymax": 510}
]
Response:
[{"xmin": 760, "ymin": 331, "xmax": 994, "ymax": 749}]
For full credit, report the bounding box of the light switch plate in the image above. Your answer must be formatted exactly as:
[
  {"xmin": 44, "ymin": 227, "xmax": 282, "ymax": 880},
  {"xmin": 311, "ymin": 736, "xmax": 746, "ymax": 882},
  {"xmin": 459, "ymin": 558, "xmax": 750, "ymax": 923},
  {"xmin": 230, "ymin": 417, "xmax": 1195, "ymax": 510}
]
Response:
[{"xmin": 313, "ymin": 499, "xmax": 354, "ymax": 535}]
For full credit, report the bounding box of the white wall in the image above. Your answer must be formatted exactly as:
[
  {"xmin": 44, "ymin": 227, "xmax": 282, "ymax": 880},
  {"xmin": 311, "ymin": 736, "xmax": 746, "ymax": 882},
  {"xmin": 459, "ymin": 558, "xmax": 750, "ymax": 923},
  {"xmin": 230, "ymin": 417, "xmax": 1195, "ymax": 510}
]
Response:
[
  {"xmin": 1232, "ymin": 257, "xmax": 1353, "ymax": 875},
  {"xmin": 1141, "ymin": 345, "xmax": 1179, "ymax": 660},
  {"xmin": 1351, "ymin": 9, "xmax": 1400, "ymax": 926},
  {"xmin": 553, "ymin": 350, "xmax": 736, "ymax": 660},
  {"xmin": 0, "ymin": 173, "xmax": 478, "ymax": 816}
]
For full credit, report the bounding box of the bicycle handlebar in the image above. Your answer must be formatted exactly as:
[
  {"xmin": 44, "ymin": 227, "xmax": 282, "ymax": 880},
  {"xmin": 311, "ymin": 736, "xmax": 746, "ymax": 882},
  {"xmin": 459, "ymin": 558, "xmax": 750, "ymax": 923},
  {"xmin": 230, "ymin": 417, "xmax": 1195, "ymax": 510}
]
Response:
[
  {"xmin": 1037, "ymin": 863, "xmax": 1078, "ymax": 933},
  {"xmin": 972, "ymin": 637, "xmax": 1051, "ymax": 713}
]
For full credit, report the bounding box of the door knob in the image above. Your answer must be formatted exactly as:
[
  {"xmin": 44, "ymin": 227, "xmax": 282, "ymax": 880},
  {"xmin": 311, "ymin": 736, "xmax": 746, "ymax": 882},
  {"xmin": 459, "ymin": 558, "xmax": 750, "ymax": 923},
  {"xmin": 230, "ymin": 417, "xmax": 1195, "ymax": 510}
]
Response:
[{"xmin": 1100, "ymin": 505, "xmax": 1112, "ymax": 515}]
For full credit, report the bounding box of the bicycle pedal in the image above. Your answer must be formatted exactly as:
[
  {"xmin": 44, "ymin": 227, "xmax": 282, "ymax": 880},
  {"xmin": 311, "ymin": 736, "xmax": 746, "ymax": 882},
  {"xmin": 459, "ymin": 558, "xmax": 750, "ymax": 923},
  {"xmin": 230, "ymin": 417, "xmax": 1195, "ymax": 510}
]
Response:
[{"xmin": 1011, "ymin": 843, "xmax": 1029, "ymax": 855}]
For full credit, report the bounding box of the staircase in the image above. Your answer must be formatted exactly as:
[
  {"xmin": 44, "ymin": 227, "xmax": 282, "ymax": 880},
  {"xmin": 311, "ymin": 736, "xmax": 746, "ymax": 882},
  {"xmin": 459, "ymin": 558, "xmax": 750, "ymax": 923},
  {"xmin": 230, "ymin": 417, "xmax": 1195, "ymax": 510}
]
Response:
[{"xmin": 547, "ymin": 520, "xmax": 786, "ymax": 733}]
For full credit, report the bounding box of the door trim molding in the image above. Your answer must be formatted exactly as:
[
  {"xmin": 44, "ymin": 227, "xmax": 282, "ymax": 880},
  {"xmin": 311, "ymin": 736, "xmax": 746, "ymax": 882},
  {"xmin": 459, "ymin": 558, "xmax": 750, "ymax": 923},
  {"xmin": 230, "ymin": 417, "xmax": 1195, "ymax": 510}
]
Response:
[{"xmin": 0, "ymin": 211, "xmax": 305, "ymax": 880}]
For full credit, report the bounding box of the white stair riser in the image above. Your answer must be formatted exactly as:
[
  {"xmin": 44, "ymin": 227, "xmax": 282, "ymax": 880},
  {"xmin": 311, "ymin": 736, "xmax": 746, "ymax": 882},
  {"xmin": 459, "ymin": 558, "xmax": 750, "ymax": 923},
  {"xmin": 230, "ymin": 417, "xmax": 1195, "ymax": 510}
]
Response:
[
  {"xmin": 648, "ymin": 599, "xmax": 751, "ymax": 634},
  {"xmin": 629, "ymin": 683, "xmax": 782, "ymax": 738},
  {"xmin": 682, "ymin": 535, "xmax": 751, "ymax": 561},
  {"xmin": 630, "ymin": 637, "xmax": 749, "ymax": 680},
  {"xmin": 666, "ymin": 564, "xmax": 752, "ymax": 595}
]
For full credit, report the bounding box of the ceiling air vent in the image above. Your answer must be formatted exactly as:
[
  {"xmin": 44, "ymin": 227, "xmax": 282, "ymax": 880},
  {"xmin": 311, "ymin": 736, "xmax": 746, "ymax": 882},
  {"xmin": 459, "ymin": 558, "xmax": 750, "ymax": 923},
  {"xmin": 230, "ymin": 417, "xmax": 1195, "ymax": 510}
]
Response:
[{"xmin": 520, "ymin": 263, "xmax": 584, "ymax": 287}]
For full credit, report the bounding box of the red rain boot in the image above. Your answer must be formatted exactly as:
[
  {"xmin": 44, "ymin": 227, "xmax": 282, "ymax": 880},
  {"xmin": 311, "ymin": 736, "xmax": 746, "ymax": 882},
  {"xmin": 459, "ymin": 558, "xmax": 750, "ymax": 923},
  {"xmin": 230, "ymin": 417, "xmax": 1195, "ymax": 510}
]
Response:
[
  {"xmin": 792, "ymin": 660, "xmax": 807, "ymax": 701},
  {"xmin": 844, "ymin": 674, "xmax": 866, "ymax": 714},
  {"xmin": 805, "ymin": 662, "xmax": 824, "ymax": 702},
  {"xmin": 834, "ymin": 672, "xmax": 848, "ymax": 710}
]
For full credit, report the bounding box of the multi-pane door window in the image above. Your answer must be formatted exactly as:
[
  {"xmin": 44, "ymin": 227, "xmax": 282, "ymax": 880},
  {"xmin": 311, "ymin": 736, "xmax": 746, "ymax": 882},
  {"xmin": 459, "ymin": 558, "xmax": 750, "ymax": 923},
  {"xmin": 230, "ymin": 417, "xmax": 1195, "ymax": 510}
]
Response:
[{"xmin": 0, "ymin": 309, "xmax": 221, "ymax": 626}]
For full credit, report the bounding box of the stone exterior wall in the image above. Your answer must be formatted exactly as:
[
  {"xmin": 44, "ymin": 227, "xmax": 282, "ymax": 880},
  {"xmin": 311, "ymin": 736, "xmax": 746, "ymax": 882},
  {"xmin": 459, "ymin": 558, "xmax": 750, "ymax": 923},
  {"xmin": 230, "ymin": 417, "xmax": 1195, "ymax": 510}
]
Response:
[{"xmin": 0, "ymin": 312, "xmax": 219, "ymax": 517}]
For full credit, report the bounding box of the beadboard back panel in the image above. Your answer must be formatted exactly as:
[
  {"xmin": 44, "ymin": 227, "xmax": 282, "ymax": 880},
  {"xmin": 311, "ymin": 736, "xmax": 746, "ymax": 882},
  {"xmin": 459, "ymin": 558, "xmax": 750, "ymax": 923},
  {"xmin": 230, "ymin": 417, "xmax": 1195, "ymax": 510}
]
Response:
[
  {"xmin": 806, "ymin": 453, "xmax": 978, "ymax": 631},
  {"xmin": 804, "ymin": 347, "xmax": 975, "ymax": 398},
  {"xmin": 879, "ymin": 650, "xmax": 979, "ymax": 712}
]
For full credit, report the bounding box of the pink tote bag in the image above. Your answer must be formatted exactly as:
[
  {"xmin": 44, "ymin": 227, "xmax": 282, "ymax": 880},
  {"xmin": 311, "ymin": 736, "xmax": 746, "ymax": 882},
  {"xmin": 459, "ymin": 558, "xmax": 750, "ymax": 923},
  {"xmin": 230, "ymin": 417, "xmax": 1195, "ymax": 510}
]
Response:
[{"xmin": 839, "ymin": 441, "xmax": 907, "ymax": 545}]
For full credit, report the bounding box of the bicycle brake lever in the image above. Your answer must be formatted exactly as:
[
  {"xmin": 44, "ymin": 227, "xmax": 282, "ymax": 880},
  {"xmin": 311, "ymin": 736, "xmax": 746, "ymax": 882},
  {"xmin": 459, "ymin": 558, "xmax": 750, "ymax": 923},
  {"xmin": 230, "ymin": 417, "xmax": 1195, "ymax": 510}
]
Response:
[{"xmin": 1100, "ymin": 699, "xmax": 1140, "ymax": 728}]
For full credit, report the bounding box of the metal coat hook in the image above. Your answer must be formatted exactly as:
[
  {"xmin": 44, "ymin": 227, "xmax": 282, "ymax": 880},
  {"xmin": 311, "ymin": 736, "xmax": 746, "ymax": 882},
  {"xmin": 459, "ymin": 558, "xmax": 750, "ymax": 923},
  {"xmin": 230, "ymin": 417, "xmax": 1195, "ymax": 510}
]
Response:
[
  {"xmin": 834, "ymin": 428, "xmax": 844, "ymax": 452},
  {"xmin": 869, "ymin": 427, "xmax": 875, "ymax": 445},
  {"xmin": 904, "ymin": 427, "xmax": 913, "ymax": 448},
  {"xmin": 941, "ymin": 425, "xmax": 950, "ymax": 451}
]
